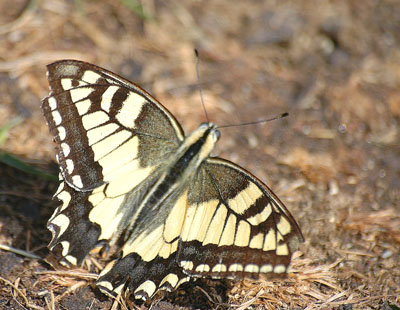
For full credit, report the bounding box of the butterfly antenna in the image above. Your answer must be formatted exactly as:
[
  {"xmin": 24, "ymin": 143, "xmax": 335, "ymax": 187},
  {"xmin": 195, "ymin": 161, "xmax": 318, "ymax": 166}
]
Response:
[
  {"xmin": 218, "ymin": 112, "xmax": 289, "ymax": 129},
  {"xmin": 195, "ymin": 49, "xmax": 209, "ymax": 123}
]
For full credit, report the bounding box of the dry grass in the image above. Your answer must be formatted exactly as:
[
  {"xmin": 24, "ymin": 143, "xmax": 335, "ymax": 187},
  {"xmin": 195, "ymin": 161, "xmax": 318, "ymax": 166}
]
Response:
[{"xmin": 1, "ymin": 0, "xmax": 399, "ymax": 309}]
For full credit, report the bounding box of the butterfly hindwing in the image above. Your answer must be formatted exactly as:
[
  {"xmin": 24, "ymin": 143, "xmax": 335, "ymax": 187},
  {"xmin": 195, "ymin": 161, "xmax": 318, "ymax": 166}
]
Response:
[
  {"xmin": 47, "ymin": 181, "xmax": 101, "ymax": 264},
  {"xmin": 96, "ymin": 188, "xmax": 191, "ymax": 299},
  {"xmin": 94, "ymin": 156, "xmax": 303, "ymax": 300}
]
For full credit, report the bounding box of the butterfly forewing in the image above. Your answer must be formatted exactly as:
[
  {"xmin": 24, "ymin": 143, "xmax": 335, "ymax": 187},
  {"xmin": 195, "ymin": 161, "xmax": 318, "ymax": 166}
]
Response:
[
  {"xmin": 178, "ymin": 158, "xmax": 302, "ymax": 279},
  {"xmin": 42, "ymin": 59, "xmax": 303, "ymax": 301},
  {"xmin": 42, "ymin": 60, "xmax": 184, "ymax": 190},
  {"xmin": 43, "ymin": 60, "xmax": 185, "ymax": 264}
]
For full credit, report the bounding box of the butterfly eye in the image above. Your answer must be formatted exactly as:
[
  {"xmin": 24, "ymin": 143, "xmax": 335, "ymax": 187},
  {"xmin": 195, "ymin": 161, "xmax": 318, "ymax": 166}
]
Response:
[
  {"xmin": 214, "ymin": 128, "xmax": 221, "ymax": 140},
  {"xmin": 199, "ymin": 122, "xmax": 209, "ymax": 129}
]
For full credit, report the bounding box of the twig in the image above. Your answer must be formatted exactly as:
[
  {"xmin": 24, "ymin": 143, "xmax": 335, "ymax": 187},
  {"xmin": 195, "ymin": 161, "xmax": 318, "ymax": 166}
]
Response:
[
  {"xmin": 0, "ymin": 276, "xmax": 43, "ymax": 310},
  {"xmin": 0, "ymin": 244, "xmax": 41, "ymax": 259}
]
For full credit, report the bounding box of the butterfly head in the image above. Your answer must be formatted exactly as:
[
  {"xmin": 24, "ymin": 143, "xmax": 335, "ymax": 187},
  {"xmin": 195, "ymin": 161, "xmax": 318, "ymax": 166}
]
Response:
[
  {"xmin": 183, "ymin": 123, "xmax": 220, "ymax": 161},
  {"xmin": 189, "ymin": 122, "xmax": 218, "ymax": 163},
  {"xmin": 198, "ymin": 122, "xmax": 220, "ymax": 142}
]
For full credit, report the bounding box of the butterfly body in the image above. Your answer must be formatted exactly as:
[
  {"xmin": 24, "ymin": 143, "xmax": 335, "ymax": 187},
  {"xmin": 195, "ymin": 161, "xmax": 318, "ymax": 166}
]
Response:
[
  {"xmin": 42, "ymin": 60, "xmax": 303, "ymax": 300},
  {"xmin": 113, "ymin": 123, "xmax": 219, "ymax": 247}
]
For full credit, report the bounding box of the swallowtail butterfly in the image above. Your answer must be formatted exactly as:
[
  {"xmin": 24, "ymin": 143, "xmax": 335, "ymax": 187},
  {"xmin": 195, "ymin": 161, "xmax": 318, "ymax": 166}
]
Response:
[{"xmin": 42, "ymin": 60, "xmax": 303, "ymax": 300}]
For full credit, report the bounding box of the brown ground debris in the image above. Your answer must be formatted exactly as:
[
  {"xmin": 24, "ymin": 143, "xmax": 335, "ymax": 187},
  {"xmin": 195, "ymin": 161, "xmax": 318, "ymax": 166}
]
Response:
[{"xmin": 0, "ymin": 1, "xmax": 399, "ymax": 309}]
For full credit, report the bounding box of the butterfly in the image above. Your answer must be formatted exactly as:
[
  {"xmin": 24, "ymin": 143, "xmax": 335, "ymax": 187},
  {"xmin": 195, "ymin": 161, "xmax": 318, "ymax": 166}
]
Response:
[{"xmin": 42, "ymin": 59, "xmax": 303, "ymax": 300}]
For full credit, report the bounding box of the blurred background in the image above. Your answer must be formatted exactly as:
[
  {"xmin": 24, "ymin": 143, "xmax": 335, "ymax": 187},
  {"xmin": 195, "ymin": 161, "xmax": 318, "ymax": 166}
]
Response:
[{"xmin": 0, "ymin": 1, "xmax": 399, "ymax": 309}]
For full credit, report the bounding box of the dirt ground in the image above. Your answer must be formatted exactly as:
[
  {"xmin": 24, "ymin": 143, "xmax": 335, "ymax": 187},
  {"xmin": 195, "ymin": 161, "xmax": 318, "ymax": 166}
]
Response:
[{"xmin": 0, "ymin": 1, "xmax": 399, "ymax": 309}]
